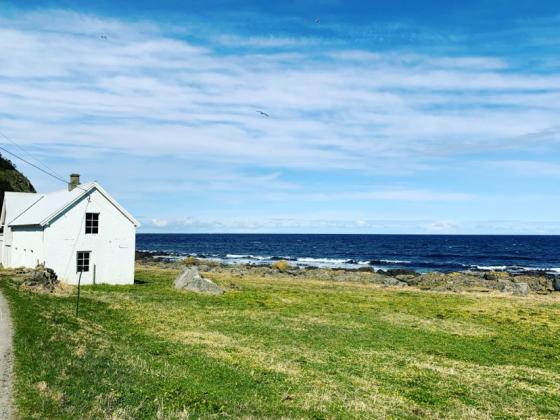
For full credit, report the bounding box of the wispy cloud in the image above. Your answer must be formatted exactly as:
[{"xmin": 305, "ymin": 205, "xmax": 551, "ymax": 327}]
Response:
[
  {"xmin": 487, "ymin": 160, "xmax": 560, "ymax": 177},
  {"xmin": 1, "ymin": 8, "xmax": 559, "ymax": 232},
  {"xmin": 1, "ymin": 9, "xmax": 559, "ymax": 173},
  {"xmin": 140, "ymin": 217, "xmax": 560, "ymax": 234},
  {"xmin": 264, "ymin": 189, "xmax": 473, "ymax": 202}
]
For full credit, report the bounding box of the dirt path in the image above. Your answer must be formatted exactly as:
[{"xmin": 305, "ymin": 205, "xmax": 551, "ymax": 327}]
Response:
[{"xmin": 0, "ymin": 291, "xmax": 13, "ymax": 420}]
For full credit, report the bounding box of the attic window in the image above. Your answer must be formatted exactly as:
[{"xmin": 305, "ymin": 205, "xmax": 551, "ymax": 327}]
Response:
[
  {"xmin": 85, "ymin": 213, "xmax": 99, "ymax": 234},
  {"xmin": 77, "ymin": 251, "xmax": 90, "ymax": 272}
]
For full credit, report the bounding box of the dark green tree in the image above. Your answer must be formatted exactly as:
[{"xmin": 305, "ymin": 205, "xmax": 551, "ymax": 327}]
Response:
[{"xmin": 0, "ymin": 153, "xmax": 36, "ymax": 210}]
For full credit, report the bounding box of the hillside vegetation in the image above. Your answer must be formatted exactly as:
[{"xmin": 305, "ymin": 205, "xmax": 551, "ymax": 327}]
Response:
[
  {"xmin": 0, "ymin": 153, "xmax": 36, "ymax": 210},
  {"xmin": 1, "ymin": 265, "xmax": 559, "ymax": 418}
]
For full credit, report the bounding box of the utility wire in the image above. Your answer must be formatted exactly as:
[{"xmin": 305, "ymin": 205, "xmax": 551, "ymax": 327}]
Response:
[
  {"xmin": 0, "ymin": 143, "xmax": 88, "ymax": 192},
  {"xmin": 0, "ymin": 130, "xmax": 64, "ymax": 180}
]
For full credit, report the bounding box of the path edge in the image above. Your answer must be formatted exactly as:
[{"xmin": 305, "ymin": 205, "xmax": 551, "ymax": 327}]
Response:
[{"xmin": 0, "ymin": 290, "xmax": 14, "ymax": 420}]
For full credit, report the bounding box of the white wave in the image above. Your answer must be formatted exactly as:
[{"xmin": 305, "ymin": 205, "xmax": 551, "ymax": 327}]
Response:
[
  {"xmin": 472, "ymin": 265, "xmax": 508, "ymax": 271},
  {"xmin": 378, "ymin": 259, "xmax": 412, "ymax": 264},
  {"xmin": 225, "ymin": 254, "xmax": 271, "ymax": 260},
  {"xmin": 297, "ymin": 257, "xmax": 348, "ymax": 264}
]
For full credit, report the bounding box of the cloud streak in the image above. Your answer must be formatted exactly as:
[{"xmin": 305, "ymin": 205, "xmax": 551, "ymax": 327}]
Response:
[
  {"xmin": 0, "ymin": 8, "xmax": 559, "ymax": 232},
  {"xmin": 1, "ymin": 10, "xmax": 559, "ymax": 172}
]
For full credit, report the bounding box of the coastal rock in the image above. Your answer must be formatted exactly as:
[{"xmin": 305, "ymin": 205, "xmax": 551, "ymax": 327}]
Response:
[
  {"xmin": 383, "ymin": 277, "xmax": 407, "ymax": 287},
  {"xmin": 395, "ymin": 274, "xmax": 419, "ymax": 282},
  {"xmin": 510, "ymin": 282, "xmax": 530, "ymax": 296},
  {"xmin": 383, "ymin": 269, "xmax": 420, "ymax": 278},
  {"xmin": 483, "ymin": 271, "xmax": 510, "ymax": 281},
  {"xmin": 174, "ymin": 267, "xmax": 224, "ymax": 295},
  {"xmin": 513, "ymin": 275, "xmax": 554, "ymax": 293},
  {"xmin": 497, "ymin": 281, "xmax": 529, "ymax": 295}
]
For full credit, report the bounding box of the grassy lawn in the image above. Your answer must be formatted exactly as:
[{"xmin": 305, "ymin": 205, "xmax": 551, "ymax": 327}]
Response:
[{"xmin": 1, "ymin": 265, "xmax": 560, "ymax": 419}]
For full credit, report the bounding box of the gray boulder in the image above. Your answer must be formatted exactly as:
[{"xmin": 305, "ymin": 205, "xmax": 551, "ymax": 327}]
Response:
[{"xmin": 174, "ymin": 267, "xmax": 224, "ymax": 295}]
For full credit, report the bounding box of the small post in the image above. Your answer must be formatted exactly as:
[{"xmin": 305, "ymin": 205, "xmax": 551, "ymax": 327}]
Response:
[
  {"xmin": 93, "ymin": 264, "xmax": 96, "ymax": 286},
  {"xmin": 76, "ymin": 271, "xmax": 83, "ymax": 317}
]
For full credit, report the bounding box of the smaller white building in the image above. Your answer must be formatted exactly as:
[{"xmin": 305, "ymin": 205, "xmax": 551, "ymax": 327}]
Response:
[{"xmin": 0, "ymin": 175, "xmax": 139, "ymax": 285}]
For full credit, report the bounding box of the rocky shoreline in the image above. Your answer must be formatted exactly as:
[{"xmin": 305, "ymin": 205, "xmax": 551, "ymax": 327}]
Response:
[{"xmin": 136, "ymin": 251, "xmax": 560, "ymax": 295}]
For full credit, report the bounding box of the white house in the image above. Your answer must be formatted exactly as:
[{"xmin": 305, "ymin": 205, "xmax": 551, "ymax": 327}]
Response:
[{"xmin": 0, "ymin": 174, "xmax": 139, "ymax": 285}]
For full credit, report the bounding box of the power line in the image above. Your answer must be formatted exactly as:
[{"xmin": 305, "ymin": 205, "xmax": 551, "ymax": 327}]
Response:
[
  {"xmin": 0, "ymin": 130, "xmax": 64, "ymax": 180},
  {"xmin": 0, "ymin": 143, "xmax": 87, "ymax": 192}
]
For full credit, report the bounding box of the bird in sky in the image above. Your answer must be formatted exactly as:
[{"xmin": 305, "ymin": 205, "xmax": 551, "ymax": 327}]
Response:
[
  {"xmin": 315, "ymin": 17, "xmax": 321, "ymax": 24},
  {"xmin": 256, "ymin": 110, "xmax": 270, "ymax": 117},
  {"xmin": 100, "ymin": 34, "xmax": 108, "ymax": 40}
]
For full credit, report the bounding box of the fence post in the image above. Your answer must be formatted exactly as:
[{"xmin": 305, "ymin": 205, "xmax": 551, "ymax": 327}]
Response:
[{"xmin": 76, "ymin": 271, "xmax": 83, "ymax": 317}]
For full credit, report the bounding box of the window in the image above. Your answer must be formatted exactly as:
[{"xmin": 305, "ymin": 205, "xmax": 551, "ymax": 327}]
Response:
[
  {"xmin": 85, "ymin": 213, "xmax": 99, "ymax": 234},
  {"xmin": 77, "ymin": 251, "xmax": 90, "ymax": 272}
]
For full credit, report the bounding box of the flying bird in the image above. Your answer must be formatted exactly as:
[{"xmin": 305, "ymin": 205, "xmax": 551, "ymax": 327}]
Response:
[
  {"xmin": 315, "ymin": 17, "xmax": 321, "ymax": 24},
  {"xmin": 256, "ymin": 110, "xmax": 270, "ymax": 117},
  {"xmin": 100, "ymin": 34, "xmax": 108, "ymax": 40}
]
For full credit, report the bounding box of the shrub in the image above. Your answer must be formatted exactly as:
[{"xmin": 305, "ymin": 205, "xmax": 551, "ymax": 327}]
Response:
[
  {"xmin": 271, "ymin": 260, "xmax": 292, "ymax": 271},
  {"xmin": 182, "ymin": 256, "xmax": 200, "ymax": 266}
]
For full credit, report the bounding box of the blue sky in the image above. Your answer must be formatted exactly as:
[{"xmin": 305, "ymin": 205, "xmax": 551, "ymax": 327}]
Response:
[{"xmin": 1, "ymin": 1, "xmax": 560, "ymax": 233}]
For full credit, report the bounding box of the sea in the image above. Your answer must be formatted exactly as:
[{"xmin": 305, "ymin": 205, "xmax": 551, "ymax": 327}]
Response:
[{"xmin": 136, "ymin": 233, "xmax": 560, "ymax": 274}]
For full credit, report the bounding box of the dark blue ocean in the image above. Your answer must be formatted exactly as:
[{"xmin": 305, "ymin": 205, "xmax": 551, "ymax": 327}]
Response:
[{"xmin": 136, "ymin": 234, "xmax": 560, "ymax": 273}]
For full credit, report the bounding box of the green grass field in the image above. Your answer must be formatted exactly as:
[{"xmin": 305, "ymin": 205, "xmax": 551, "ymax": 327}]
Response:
[{"xmin": 1, "ymin": 265, "xmax": 560, "ymax": 419}]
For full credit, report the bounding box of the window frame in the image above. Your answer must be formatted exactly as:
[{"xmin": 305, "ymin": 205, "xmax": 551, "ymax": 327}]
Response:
[
  {"xmin": 85, "ymin": 212, "xmax": 99, "ymax": 235},
  {"xmin": 77, "ymin": 251, "xmax": 91, "ymax": 273}
]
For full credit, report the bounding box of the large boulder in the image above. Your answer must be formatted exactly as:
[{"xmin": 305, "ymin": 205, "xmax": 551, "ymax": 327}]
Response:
[{"xmin": 174, "ymin": 267, "xmax": 224, "ymax": 295}]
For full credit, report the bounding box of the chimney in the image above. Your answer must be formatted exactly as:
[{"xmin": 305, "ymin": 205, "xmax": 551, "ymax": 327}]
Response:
[{"xmin": 68, "ymin": 173, "xmax": 80, "ymax": 191}]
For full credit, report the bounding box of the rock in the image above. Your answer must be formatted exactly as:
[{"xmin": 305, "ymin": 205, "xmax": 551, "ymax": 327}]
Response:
[
  {"xmin": 498, "ymin": 281, "xmax": 529, "ymax": 295},
  {"xmin": 24, "ymin": 264, "xmax": 58, "ymax": 291},
  {"xmin": 483, "ymin": 271, "xmax": 510, "ymax": 281},
  {"xmin": 383, "ymin": 277, "xmax": 407, "ymax": 287},
  {"xmin": 383, "ymin": 269, "xmax": 420, "ymax": 277},
  {"xmin": 395, "ymin": 274, "xmax": 418, "ymax": 281},
  {"xmin": 174, "ymin": 267, "xmax": 224, "ymax": 295},
  {"xmin": 511, "ymin": 282, "xmax": 529, "ymax": 295},
  {"xmin": 513, "ymin": 275, "xmax": 554, "ymax": 293},
  {"xmin": 554, "ymin": 276, "xmax": 560, "ymax": 292}
]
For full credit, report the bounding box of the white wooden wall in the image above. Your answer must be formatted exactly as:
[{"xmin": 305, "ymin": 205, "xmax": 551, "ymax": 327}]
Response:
[{"xmin": 3, "ymin": 189, "xmax": 136, "ymax": 285}]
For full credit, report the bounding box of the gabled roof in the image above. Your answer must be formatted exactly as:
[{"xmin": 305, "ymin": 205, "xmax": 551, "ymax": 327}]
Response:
[
  {"xmin": 6, "ymin": 182, "xmax": 139, "ymax": 227},
  {"xmin": 2, "ymin": 192, "xmax": 44, "ymax": 226}
]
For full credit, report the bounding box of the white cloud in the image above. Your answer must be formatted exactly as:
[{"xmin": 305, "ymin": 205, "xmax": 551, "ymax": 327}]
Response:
[
  {"xmin": 150, "ymin": 218, "xmax": 169, "ymax": 227},
  {"xmin": 1, "ymin": 9, "xmax": 559, "ymax": 177},
  {"xmin": 487, "ymin": 160, "xmax": 560, "ymax": 177},
  {"xmin": 140, "ymin": 217, "xmax": 560, "ymax": 234},
  {"xmin": 0, "ymin": 9, "xmax": 559, "ymax": 233},
  {"xmin": 264, "ymin": 189, "xmax": 473, "ymax": 202}
]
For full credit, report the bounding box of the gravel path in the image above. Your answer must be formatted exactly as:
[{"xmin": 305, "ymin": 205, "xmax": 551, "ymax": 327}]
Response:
[{"xmin": 0, "ymin": 291, "xmax": 13, "ymax": 420}]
